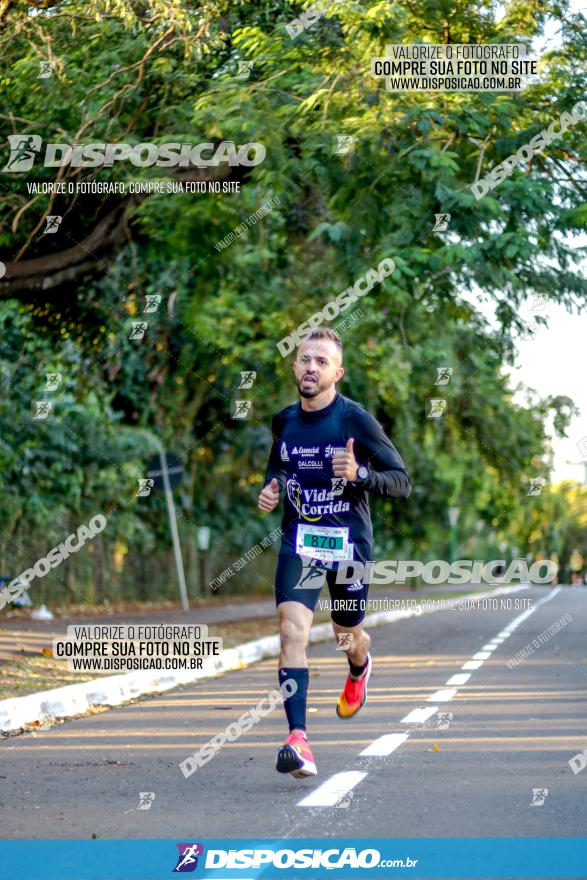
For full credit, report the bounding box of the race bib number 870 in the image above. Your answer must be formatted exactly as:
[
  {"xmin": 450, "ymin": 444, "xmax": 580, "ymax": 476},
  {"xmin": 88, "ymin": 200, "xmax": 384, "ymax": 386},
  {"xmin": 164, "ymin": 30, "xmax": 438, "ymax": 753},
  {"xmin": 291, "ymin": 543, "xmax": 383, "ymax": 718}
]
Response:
[{"xmin": 295, "ymin": 524, "xmax": 353, "ymax": 562}]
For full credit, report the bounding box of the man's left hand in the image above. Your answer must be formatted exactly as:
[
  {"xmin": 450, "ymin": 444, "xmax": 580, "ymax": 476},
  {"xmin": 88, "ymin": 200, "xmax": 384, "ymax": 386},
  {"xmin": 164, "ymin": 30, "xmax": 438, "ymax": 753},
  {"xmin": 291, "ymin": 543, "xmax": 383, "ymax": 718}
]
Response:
[{"xmin": 332, "ymin": 437, "xmax": 359, "ymax": 481}]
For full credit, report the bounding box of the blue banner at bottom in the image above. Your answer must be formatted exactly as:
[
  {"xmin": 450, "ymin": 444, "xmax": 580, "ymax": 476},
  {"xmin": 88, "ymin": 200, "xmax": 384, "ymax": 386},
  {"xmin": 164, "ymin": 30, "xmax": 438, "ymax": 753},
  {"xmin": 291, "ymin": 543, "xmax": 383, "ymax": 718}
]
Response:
[{"xmin": 1, "ymin": 838, "xmax": 586, "ymax": 879}]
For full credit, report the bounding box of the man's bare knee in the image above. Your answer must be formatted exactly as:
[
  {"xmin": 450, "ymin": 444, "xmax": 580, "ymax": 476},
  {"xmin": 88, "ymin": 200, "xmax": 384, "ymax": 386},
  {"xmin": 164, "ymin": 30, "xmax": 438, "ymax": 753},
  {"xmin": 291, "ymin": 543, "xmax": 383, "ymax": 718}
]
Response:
[
  {"xmin": 280, "ymin": 617, "xmax": 308, "ymax": 651},
  {"xmin": 278, "ymin": 603, "xmax": 313, "ymax": 667}
]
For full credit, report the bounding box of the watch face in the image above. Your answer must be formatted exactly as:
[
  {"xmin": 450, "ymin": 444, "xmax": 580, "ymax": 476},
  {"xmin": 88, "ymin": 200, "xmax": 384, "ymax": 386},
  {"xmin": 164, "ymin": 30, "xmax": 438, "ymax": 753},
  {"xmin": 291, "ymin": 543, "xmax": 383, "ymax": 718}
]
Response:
[{"xmin": 358, "ymin": 466, "xmax": 368, "ymax": 480}]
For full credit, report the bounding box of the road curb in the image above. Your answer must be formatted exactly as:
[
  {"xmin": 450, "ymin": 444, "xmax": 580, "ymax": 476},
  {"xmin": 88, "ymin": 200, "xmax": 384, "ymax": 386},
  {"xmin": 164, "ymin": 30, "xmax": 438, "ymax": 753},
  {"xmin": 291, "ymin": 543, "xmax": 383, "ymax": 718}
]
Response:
[{"xmin": 0, "ymin": 584, "xmax": 528, "ymax": 735}]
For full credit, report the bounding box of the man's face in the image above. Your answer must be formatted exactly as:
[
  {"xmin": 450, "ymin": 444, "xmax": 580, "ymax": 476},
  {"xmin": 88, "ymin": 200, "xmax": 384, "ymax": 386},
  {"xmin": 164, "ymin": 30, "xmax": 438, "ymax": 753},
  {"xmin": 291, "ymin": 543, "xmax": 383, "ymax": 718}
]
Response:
[{"xmin": 293, "ymin": 339, "xmax": 344, "ymax": 398}]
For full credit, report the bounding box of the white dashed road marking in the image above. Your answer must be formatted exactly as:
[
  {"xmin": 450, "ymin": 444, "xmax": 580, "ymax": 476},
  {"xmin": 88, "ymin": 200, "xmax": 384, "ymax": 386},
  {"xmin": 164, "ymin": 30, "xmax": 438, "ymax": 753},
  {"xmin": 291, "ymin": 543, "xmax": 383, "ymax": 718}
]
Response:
[
  {"xmin": 297, "ymin": 771, "xmax": 367, "ymax": 807},
  {"xmin": 298, "ymin": 587, "xmax": 561, "ymax": 808},
  {"xmin": 446, "ymin": 672, "xmax": 471, "ymax": 685},
  {"xmin": 401, "ymin": 705, "xmax": 439, "ymax": 723},
  {"xmin": 359, "ymin": 733, "xmax": 409, "ymax": 756},
  {"xmin": 427, "ymin": 688, "xmax": 457, "ymax": 702}
]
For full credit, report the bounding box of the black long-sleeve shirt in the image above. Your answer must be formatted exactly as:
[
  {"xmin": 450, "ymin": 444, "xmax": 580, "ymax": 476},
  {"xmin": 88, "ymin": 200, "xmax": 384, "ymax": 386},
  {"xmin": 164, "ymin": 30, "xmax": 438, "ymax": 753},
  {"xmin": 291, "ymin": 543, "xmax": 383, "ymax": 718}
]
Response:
[{"xmin": 263, "ymin": 392, "xmax": 410, "ymax": 563}]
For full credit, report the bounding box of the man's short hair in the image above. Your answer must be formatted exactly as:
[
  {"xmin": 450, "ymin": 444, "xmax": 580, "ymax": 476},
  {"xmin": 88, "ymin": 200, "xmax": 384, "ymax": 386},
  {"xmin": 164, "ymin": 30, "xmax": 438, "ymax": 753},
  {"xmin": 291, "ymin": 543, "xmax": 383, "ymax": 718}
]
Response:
[{"xmin": 303, "ymin": 327, "xmax": 343, "ymax": 357}]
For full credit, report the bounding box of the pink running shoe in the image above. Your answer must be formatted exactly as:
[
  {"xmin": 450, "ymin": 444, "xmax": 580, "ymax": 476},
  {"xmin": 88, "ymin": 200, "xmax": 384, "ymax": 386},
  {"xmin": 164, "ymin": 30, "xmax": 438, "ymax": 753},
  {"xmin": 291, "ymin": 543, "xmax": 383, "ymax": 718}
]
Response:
[
  {"xmin": 337, "ymin": 653, "xmax": 372, "ymax": 719},
  {"xmin": 275, "ymin": 731, "xmax": 317, "ymax": 778}
]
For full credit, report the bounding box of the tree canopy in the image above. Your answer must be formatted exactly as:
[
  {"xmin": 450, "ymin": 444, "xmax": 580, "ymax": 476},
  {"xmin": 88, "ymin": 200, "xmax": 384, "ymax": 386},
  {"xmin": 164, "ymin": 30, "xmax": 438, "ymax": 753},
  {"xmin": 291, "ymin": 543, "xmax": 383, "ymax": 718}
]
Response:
[{"xmin": 0, "ymin": 0, "xmax": 585, "ymax": 603}]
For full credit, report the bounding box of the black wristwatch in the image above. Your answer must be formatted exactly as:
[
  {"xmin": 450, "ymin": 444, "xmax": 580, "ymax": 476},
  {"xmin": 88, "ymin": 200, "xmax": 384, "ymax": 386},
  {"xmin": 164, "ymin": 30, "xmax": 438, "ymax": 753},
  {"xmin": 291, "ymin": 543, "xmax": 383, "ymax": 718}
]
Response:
[{"xmin": 352, "ymin": 464, "xmax": 370, "ymax": 486}]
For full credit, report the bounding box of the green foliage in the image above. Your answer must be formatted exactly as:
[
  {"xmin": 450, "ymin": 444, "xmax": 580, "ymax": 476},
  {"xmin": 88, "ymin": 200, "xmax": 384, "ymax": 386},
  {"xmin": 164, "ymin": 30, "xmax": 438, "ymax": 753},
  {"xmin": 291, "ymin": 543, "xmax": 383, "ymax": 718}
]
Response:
[{"xmin": 0, "ymin": 0, "xmax": 585, "ymax": 603}]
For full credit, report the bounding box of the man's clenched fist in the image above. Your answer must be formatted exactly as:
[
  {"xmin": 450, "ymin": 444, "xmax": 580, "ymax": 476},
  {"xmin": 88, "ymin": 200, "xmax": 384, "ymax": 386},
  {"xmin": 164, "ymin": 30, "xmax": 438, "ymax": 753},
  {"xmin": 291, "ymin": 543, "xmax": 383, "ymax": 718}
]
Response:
[
  {"xmin": 332, "ymin": 437, "xmax": 359, "ymax": 481},
  {"xmin": 258, "ymin": 477, "xmax": 280, "ymax": 512}
]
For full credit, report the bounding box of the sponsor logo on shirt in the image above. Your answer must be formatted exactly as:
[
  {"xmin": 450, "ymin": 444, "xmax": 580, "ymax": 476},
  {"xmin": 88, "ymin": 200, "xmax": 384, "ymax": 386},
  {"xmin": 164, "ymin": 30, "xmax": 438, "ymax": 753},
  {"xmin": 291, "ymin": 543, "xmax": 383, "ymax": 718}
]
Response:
[
  {"xmin": 280, "ymin": 441, "xmax": 290, "ymax": 461},
  {"xmin": 325, "ymin": 445, "xmax": 346, "ymax": 457},
  {"xmin": 298, "ymin": 460, "xmax": 323, "ymax": 469},
  {"xmin": 292, "ymin": 445, "xmax": 320, "ymax": 456},
  {"xmin": 286, "ymin": 476, "xmax": 351, "ymax": 522}
]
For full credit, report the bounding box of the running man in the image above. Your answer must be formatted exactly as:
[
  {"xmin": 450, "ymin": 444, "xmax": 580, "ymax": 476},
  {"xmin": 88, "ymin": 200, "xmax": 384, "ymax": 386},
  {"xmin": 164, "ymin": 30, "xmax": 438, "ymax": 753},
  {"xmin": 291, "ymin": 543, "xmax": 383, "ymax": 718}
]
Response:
[{"xmin": 258, "ymin": 328, "xmax": 411, "ymax": 778}]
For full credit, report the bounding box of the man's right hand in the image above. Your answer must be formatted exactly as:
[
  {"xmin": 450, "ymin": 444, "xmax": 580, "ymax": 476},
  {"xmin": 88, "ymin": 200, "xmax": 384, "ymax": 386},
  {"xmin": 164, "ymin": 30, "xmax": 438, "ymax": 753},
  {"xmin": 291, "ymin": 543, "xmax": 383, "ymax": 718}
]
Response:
[{"xmin": 258, "ymin": 478, "xmax": 280, "ymax": 512}]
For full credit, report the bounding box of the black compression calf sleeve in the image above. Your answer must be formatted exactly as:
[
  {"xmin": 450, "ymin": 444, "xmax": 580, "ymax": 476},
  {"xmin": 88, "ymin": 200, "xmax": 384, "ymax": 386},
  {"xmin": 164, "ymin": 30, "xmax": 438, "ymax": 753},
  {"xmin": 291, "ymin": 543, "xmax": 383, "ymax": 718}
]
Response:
[{"xmin": 279, "ymin": 667, "xmax": 309, "ymax": 731}]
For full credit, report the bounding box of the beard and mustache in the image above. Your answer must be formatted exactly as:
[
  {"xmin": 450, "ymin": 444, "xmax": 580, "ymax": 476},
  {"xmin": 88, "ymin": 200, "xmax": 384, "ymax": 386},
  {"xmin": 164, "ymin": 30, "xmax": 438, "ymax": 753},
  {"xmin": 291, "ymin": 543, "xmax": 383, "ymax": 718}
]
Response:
[{"xmin": 296, "ymin": 372, "xmax": 322, "ymax": 398}]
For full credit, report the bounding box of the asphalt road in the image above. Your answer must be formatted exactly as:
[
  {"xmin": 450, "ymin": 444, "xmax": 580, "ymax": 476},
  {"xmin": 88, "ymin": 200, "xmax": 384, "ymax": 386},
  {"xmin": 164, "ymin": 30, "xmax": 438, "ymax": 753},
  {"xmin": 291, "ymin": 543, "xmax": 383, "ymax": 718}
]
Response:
[{"xmin": 2, "ymin": 586, "xmax": 586, "ymax": 850}]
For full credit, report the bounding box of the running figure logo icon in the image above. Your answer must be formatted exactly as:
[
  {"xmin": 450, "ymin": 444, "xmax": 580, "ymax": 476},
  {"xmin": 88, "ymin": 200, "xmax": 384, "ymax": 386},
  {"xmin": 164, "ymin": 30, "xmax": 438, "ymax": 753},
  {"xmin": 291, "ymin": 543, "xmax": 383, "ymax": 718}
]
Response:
[
  {"xmin": 333, "ymin": 135, "xmax": 355, "ymax": 154},
  {"xmin": 231, "ymin": 399, "xmax": 253, "ymax": 419},
  {"xmin": 238, "ymin": 371, "xmax": 256, "ymax": 389},
  {"xmin": 336, "ymin": 633, "xmax": 353, "ymax": 651},
  {"xmin": 136, "ymin": 478, "xmax": 154, "ymax": 497},
  {"xmin": 334, "ymin": 789, "xmax": 354, "ymax": 808},
  {"xmin": 32, "ymin": 400, "xmax": 54, "ymax": 420},
  {"xmin": 137, "ymin": 792, "xmax": 155, "ymax": 810},
  {"xmin": 530, "ymin": 294, "xmax": 548, "ymax": 312},
  {"xmin": 236, "ymin": 61, "xmax": 254, "ymax": 79},
  {"xmin": 173, "ymin": 843, "xmax": 204, "ymax": 872},
  {"xmin": 38, "ymin": 61, "xmax": 56, "ymax": 78},
  {"xmin": 435, "ymin": 712, "xmax": 453, "ymax": 729},
  {"xmin": 124, "ymin": 791, "xmax": 156, "ymax": 814},
  {"xmin": 45, "ymin": 373, "xmax": 62, "ymax": 392},
  {"xmin": 129, "ymin": 321, "xmax": 148, "ymax": 341},
  {"xmin": 433, "ymin": 213, "xmax": 451, "ymax": 232},
  {"xmin": 144, "ymin": 294, "xmax": 162, "ymax": 313},
  {"xmin": 3, "ymin": 134, "xmax": 42, "ymax": 172},
  {"xmin": 527, "ymin": 477, "xmax": 546, "ymax": 496},
  {"xmin": 435, "ymin": 367, "xmax": 453, "ymax": 386},
  {"xmin": 294, "ymin": 557, "xmax": 327, "ymax": 591},
  {"xmin": 530, "ymin": 788, "xmax": 548, "ymax": 806},
  {"xmin": 427, "ymin": 399, "xmax": 447, "ymax": 418},
  {"xmin": 44, "ymin": 215, "xmax": 62, "ymax": 234}
]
